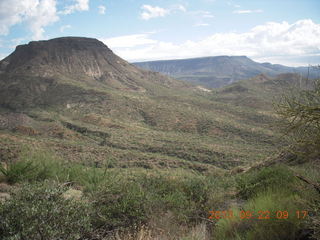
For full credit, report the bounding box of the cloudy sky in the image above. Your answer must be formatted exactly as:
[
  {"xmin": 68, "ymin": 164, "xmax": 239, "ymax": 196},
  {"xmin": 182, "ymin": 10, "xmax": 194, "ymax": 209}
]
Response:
[{"xmin": 0, "ymin": 0, "xmax": 319, "ymax": 66}]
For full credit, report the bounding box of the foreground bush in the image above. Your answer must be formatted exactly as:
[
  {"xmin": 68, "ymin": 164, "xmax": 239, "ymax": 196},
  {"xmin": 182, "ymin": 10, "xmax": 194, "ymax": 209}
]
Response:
[
  {"xmin": 90, "ymin": 172, "xmax": 217, "ymax": 234},
  {"xmin": 214, "ymin": 190, "xmax": 306, "ymax": 240},
  {"xmin": 92, "ymin": 180, "xmax": 147, "ymax": 230},
  {"xmin": 0, "ymin": 181, "xmax": 92, "ymax": 240},
  {"xmin": 276, "ymin": 75, "xmax": 320, "ymax": 162},
  {"xmin": 0, "ymin": 150, "xmax": 67, "ymax": 184},
  {"xmin": 236, "ymin": 165, "xmax": 298, "ymax": 199}
]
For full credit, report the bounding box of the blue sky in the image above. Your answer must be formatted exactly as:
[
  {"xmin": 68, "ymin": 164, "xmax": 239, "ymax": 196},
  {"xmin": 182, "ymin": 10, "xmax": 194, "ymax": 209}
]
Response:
[{"xmin": 0, "ymin": 0, "xmax": 319, "ymax": 66}]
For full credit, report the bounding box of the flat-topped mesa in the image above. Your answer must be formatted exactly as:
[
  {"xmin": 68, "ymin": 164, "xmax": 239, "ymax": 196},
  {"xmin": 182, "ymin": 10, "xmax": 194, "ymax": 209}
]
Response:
[
  {"xmin": 0, "ymin": 37, "xmax": 131, "ymax": 79},
  {"xmin": 0, "ymin": 37, "xmax": 188, "ymax": 110}
]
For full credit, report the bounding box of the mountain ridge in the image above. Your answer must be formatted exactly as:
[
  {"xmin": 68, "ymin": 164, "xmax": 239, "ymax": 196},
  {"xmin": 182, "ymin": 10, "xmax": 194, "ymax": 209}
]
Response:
[{"xmin": 134, "ymin": 55, "xmax": 314, "ymax": 88}]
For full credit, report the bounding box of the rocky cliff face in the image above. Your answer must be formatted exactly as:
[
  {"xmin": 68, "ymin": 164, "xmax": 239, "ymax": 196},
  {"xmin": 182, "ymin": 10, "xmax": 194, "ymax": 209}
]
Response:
[
  {"xmin": 1, "ymin": 37, "xmax": 126, "ymax": 78},
  {"xmin": 0, "ymin": 37, "xmax": 187, "ymax": 110}
]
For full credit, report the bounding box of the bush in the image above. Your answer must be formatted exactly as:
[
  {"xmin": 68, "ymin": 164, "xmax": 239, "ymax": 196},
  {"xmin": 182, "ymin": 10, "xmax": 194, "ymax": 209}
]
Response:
[
  {"xmin": 275, "ymin": 75, "xmax": 320, "ymax": 161},
  {"xmin": 236, "ymin": 165, "xmax": 297, "ymax": 199},
  {"xmin": 92, "ymin": 179, "xmax": 147, "ymax": 230},
  {"xmin": 0, "ymin": 181, "xmax": 92, "ymax": 240},
  {"xmin": 309, "ymin": 199, "xmax": 320, "ymax": 240},
  {"xmin": 91, "ymin": 172, "xmax": 216, "ymax": 232},
  {"xmin": 214, "ymin": 190, "xmax": 305, "ymax": 240},
  {"xmin": 0, "ymin": 160, "xmax": 38, "ymax": 184},
  {"xmin": 0, "ymin": 149, "xmax": 68, "ymax": 184},
  {"xmin": 141, "ymin": 174, "xmax": 211, "ymax": 220}
]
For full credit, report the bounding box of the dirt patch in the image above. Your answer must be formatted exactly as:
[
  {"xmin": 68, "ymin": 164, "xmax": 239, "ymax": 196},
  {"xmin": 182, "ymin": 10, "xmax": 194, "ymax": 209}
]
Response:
[
  {"xmin": 13, "ymin": 125, "xmax": 40, "ymax": 136},
  {"xmin": 0, "ymin": 113, "xmax": 34, "ymax": 130}
]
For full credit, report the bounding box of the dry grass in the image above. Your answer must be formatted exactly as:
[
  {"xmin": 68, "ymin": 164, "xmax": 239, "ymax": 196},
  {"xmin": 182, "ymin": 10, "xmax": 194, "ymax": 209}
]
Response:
[{"xmin": 107, "ymin": 223, "xmax": 210, "ymax": 240}]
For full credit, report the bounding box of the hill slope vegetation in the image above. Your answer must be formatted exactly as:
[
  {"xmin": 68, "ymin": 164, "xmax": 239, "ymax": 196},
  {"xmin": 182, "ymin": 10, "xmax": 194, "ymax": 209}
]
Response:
[{"xmin": 0, "ymin": 37, "xmax": 318, "ymax": 239}]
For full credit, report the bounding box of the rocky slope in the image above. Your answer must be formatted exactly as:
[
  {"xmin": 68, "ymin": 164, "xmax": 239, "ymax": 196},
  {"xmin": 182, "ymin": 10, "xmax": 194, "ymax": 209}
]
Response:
[{"xmin": 0, "ymin": 37, "xmax": 188, "ymax": 110}]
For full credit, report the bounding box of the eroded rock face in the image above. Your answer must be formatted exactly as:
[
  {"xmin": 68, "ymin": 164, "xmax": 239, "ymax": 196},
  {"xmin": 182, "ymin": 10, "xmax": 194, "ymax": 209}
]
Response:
[
  {"xmin": 1, "ymin": 37, "xmax": 119, "ymax": 78},
  {"xmin": 0, "ymin": 37, "xmax": 186, "ymax": 110}
]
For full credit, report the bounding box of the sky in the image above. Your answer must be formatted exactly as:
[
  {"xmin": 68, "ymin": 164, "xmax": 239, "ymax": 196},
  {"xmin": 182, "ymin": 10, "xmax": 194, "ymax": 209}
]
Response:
[{"xmin": 0, "ymin": 0, "xmax": 319, "ymax": 66}]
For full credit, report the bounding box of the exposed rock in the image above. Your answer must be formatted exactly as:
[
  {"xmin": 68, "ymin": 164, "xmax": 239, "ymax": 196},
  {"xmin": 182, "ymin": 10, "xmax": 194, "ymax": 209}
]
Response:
[
  {"xmin": 62, "ymin": 189, "xmax": 83, "ymax": 201},
  {"xmin": 230, "ymin": 166, "xmax": 246, "ymax": 174},
  {"xmin": 0, "ymin": 113, "xmax": 34, "ymax": 130},
  {"xmin": 0, "ymin": 192, "xmax": 11, "ymax": 203},
  {"xmin": 0, "ymin": 37, "xmax": 187, "ymax": 110},
  {"xmin": 0, "ymin": 183, "xmax": 11, "ymax": 192}
]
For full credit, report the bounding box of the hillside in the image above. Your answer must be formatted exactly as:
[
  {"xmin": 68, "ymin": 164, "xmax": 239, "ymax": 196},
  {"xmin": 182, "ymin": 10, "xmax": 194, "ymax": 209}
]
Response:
[
  {"xmin": 0, "ymin": 37, "xmax": 284, "ymax": 170},
  {"xmin": 0, "ymin": 37, "xmax": 319, "ymax": 239},
  {"xmin": 134, "ymin": 56, "xmax": 314, "ymax": 88},
  {"xmin": 0, "ymin": 37, "xmax": 190, "ymax": 110}
]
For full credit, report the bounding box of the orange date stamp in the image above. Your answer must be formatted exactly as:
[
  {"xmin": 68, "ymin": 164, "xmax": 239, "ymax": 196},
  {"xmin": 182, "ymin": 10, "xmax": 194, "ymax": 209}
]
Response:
[{"xmin": 208, "ymin": 210, "xmax": 308, "ymax": 220}]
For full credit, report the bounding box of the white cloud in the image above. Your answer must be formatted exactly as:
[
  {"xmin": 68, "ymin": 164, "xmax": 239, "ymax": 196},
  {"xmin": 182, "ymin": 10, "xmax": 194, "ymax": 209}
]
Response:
[
  {"xmin": 140, "ymin": 5, "xmax": 169, "ymax": 20},
  {"xmin": 0, "ymin": 0, "xmax": 59, "ymax": 40},
  {"xmin": 140, "ymin": 4, "xmax": 186, "ymax": 20},
  {"xmin": 60, "ymin": 24, "xmax": 71, "ymax": 32},
  {"xmin": 61, "ymin": 0, "xmax": 89, "ymax": 15},
  {"xmin": 227, "ymin": 1, "xmax": 240, "ymax": 8},
  {"xmin": 233, "ymin": 9, "xmax": 263, "ymax": 14},
  {"xmin": 101, "ymin": 34, "xmax": 158, "ymax": 48},
  {"xmin": 189, "ymin": 10, "xmax": 214, "ymax": 19},
  {"xmin": 105, "ymin": 19, "xmax": 320, "ymax": 66},
  {"xmin": 173, "ymin": 4, "xmax": 187, "ymax": 13},
  {"xmin": 98, "ymin": 5, "xmax": 106, "ymax": 15},
  {"xmin": 194, "ymin": 23, "xmax": 210, "ymax": 27},
  {"xmin": 28, "ymin": 0, "xmax": 59, "ymax": 39}
]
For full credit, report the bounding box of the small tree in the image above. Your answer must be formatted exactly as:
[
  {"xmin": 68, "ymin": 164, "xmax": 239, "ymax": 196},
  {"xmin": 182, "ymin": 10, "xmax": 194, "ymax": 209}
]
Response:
[
  {"xmin": 275, "ymin": 66, "xmax": 320, "ymax": 240},
  {"xmin": 275, "ymin": 65, "xmax": 320, "ymax": 161}
]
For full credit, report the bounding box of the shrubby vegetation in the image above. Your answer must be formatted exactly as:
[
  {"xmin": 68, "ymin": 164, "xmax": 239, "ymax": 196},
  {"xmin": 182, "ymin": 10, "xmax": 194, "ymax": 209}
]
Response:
[
  {"xmin": 0, "ymin": 149, "xmax": 228, "ymax": 239},
  {"xmin": 276, "ymin": 70, "xmax": 320, "ymax": 162},
  {"xmin": 214, "ymin": 72, "xmax": 320, "ymax": 240},
  {"xmin": 0, "ymin": 70, "xmax": 319, "ymax": 239},
  {"xmin": 236, "ymin": 165, "xmax": 298, "ymax": 199},
  {"xmin": 0, "ymin": 181, "xmax": 92, "ymax": 240},
  {"xmin": 1, "ymin": 149, "xmax": 317, "ymax": 239},
  {"xmin": 214, "ymin": 165, "xmax": 318, "ymax": 240}
]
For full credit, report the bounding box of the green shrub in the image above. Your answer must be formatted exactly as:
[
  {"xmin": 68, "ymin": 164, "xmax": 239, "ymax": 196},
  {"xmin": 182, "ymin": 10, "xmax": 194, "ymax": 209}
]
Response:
[
  {"xmin": 236, "ymin": 165, "xmax": 297, "ymax": 199},
  {"xmin": 183, "ymin": 176, "xmax": 210, "ymax": 205},
  {"xmin": 0, "ymin": 149, "xmax": 68, "ymax": 184},
  {"xmin": 214, "ymin": 190, "xmax": 305, "ymax": 240},
  {"xmin": 0, "ymin": 181, "xmax": 92, "ymax": 240},
  {"xmin": 196, "ymin": 118, "xmax": 213, "ymax": 135},
  {"xmin": 0, "ymin": 160, "xmax": 38, "ymax": 184},
  {"xmin": 140, "ymin": 173, "xmax": 216, "ymax": 222},
  {"xmin": 309, "ymin": 199, "xmax": 320, "ymax": 240},
  {"xmin": 92, "ymin": 179, "xmax": 147, "ymax": 230},
  {"xmin": 91, "ymin": 172, "xmax": 216, "ymax": 231},
  {"xmin": 275, "ymin": 76, "xmax": 320, "ymax": 161}
]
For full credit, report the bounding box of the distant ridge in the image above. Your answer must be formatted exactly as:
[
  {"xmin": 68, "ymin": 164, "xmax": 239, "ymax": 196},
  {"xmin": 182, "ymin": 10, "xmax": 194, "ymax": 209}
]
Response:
[{"xmin": 134, "ymin": 56, "xmax": 315, "ymax": 88}]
